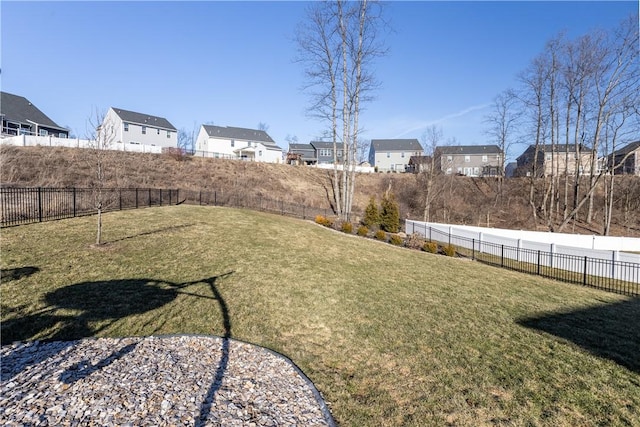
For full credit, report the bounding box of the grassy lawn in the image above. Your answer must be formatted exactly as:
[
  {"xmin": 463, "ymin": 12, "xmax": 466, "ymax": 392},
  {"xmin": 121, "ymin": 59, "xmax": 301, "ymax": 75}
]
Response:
[{"xmin": 1, "ymin": 205, "xmax": 639, "ymax": 426}]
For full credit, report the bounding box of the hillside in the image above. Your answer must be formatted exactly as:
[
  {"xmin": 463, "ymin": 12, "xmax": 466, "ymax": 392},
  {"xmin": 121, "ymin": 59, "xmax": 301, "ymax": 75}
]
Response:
[{"xmin": 1, "ymin": 145, "xmax": 638, "ymax": 236}]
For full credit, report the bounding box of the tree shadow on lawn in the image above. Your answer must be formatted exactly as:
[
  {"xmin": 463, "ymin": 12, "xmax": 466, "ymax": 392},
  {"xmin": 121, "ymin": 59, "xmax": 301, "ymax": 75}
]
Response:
[
  {"xmin": 517, "ymin": 297, "xmax": 640, "ymax": 374},
  {"xmin": 1, "ymin": 266, "xmax": 40, "ymax": 284},
  {"xmin": 1, "ymin": 273, "xmax": 234, "ymax": 393}
]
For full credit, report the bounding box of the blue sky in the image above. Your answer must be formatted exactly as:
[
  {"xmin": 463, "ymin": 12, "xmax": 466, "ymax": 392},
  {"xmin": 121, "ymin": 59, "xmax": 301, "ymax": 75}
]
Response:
[{"xmin": 1, "ymin": 1, "xmax": 637, "ymax": 159}]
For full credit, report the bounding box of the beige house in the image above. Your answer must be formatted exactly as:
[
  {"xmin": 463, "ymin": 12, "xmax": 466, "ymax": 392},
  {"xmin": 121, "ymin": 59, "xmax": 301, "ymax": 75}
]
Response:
[
  {"xmin": 105, "ymin": 107, "xmax": 177, "ymax": 150},
  {"xmin": 434, "ymin": 145, "xmax": 503, "ymax": 177},
  {"xmin": 369, "ymin": 139, "xmax": 423, "ymax": 172},
  {"xmin": 516, "ymin": 144, "xmax": 593, "ymax": 177}
]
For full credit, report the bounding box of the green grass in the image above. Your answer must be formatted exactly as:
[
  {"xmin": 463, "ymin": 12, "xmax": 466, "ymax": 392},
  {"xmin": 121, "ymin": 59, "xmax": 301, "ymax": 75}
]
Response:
[{"xmin": 2, "ymin": 205, "xmax": 639, "ymax": 426}]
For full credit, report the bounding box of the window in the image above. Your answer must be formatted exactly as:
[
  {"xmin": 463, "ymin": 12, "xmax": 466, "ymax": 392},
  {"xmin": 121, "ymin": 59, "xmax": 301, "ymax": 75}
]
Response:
[
  {"xmin": 124, "ymin": 123, "xmax": 129, "ymax": 132},
  {"xmin": 387, "ymin": 152, "xmax": 390, "ymax": 158},
  {"xmin": 482, "ymin": 155, "xmax": 488, "ymax": 162},
  {"xmin": 39, "ymin": 129, "xmax": 48, "ymax": 136},
  {"xmin": 58, "ymin": 133, "xmax": 67, "ymax": 139},
  {"xmin": 447, "ymin": 155, "xmax": 453, "ymax": 161},
  {"xmin": 142, "ymin": 126, "xmax": 147, "ymax": 135},
  {"xmin": 320, "ymin": 148, "xmax": 332, "ymax": 157},
  {"xmin": 259, "ymin": 150, "xmax": 263, "ymax": 157},
  {"xmin": 248, "ymin": 141, "xmax": 252, "ymax": 147},
  {"xmin": 231, "ymin": 140, "xmax": 235, "ymax": 147},
  {"xmin": 157, "ymin": 129, "xmax": 160, "ymax": 135},
  {"xmin": 457, "ymin": 167, "xmax": 462, "ymax": 174},
  {"xmin": 167, "ymin": 131, "xmax": 171, "ymax": 138},
  {"xmin": 465, "ymin": 155, "xmax": 471, "ymax": 162},
  {"xmin": 546, "ymin": 153, "xmax": 552, "ymax": 160},
  {"xmin": 337, "ymin": 149, "xmax": 343, "ymax": 157},
  {"xmin": 446, "ymin": 167, "xmax": 452, "ymax": 175},
  {"xmin": 401, "ymin": 152, "xmax": 405, "ymax": 158}
]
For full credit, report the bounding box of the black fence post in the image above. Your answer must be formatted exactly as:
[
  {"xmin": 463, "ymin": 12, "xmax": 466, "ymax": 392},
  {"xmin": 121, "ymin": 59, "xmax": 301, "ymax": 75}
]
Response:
[
  {"xmin": 136, "ymin": 188, "xmax": 139, "ymax": 209},
  {"xmin": 73, "ymin": 188, "xmax": 77, "ymax": 217},
  {"xmin": 160, "ymin": 189, "xmax": 163, "ymax": 206},
  {"xmin": 38, "ymin": 187, "xmax": 43, "ymax": 222},
  {"xmin": 214, "ymin": 191, "xmax": 217, "ymax": 206},
  {"xmin": 148, "ymin": 188, "xmax": 151, "ymax": 207},
  {"xmin": 537, "ymin": 250, "xmax": 541, "ymax": 276},
  {"xmin": 199, "ymin": 190, "xmax": 202, "ymax": 206},
  {"xmin": 119, "ymin": 189, "xmax": 123, "ymax": 210},
  {"xmin": 583, "ymin": 256, "xmax": 588, "ymax": 286},
  {"xmin": 501, "ymin": 245, "xmax": 504, "ymax": 268},
  {"xmin": 303, "ymin": 205, "xmax": 306, "ymax": 220},
  {"xmin": 472, "ymin": 238, "xmax": 475, "ymax": 260},
  {"xmin": 281, "ymin": 200, "xmax": 284, "ymax": 215}
]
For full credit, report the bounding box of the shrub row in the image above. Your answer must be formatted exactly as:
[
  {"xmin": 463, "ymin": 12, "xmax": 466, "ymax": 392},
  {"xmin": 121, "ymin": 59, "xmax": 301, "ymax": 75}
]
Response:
[{"xmin": 314, "ymin": 215, "xmax": 457, "ymax": 257}]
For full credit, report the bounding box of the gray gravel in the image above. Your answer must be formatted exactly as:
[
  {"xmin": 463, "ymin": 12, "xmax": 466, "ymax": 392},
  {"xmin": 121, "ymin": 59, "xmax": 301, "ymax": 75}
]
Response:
[{"xmin": 1, "ymin": 335, "xmax": 335, "ymax": 426}]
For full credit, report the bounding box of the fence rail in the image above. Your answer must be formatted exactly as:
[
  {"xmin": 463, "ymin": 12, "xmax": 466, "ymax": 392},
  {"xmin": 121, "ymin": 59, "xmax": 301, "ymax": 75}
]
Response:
[{"xmin": 409, "ymin": 222, "xmax": 639, "ymax": 296}]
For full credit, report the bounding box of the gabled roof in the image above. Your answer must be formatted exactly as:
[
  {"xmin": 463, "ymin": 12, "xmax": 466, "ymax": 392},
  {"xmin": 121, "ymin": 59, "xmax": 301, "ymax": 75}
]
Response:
[
  {"xmin": 516, "ymin": 143, "xmax": 583, "ymax": 160},
  {"xmin": 436, "ymin": 145, "xmax": 502, "ymax": 155},
  {"xmin": 202, "ymin": 125, "xmax": 281, "ymax": 150},
  {"xmin": 370, "ymin": 139, "xmax": 423, "ymax": 152},
  {"xmin": 309, "ymin": 140, "xmax": 338, "ymax": 149},
  {"xmin": 111, "ymin": 107, "xmax": 176, "ymax": 131},
  {"xmin": 289, "ymin": 143, "xmax": 315, "ymax": 151},
  {"xmin": 0, "ymin": 91, "xmax": 68, "ymax": 131},
  {"xmin": 611, "ymin": 140, "xmax": 640, "ymax": 156}
]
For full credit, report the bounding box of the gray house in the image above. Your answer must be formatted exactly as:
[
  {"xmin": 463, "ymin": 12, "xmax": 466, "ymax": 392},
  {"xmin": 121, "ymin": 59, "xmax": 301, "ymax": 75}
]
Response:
[
  {"xmin": 0, "ymin": 91, "xmax": 69, "ymax": 138},
  {"xmin": 369, "ymin": 139, "xmax": 423, "ymax": 172},
  {"xmin": 311, "ymin": 141, "xmax": 343, "ymax": 164},
  {"xmin": 434, "ymin": 145, "xmax": 503, "ymax": 177},
  {"xmin": 609, "ymin": 140, "xmax": 640, "ymax": 176}
]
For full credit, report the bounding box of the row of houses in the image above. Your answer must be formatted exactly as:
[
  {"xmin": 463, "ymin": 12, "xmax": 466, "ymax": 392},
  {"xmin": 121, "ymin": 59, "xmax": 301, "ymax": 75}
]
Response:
[{"xmin": 2, "ymin": 91, "xmax": 639, "ymax": 176}]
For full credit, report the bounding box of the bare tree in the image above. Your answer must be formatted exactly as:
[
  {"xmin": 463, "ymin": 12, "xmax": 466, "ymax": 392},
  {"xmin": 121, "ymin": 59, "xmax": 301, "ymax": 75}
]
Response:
[
  {"xmin": 484, "ymin": 89, "xmax": 522, "ymax": 201},
  {"xmin": 84, "ymin": 109, "xmax": 117, "ymax": 246},
  {"xmin": 296, "ymin": 0, "xmax": 387, "ymax": 221},
  {"xmin": 258, "ymin": 122, "xmax": 270, "ymax": 132},
  {"xmin": 418, "ymin": 125, "xmax": 443, "ymax": 222}
]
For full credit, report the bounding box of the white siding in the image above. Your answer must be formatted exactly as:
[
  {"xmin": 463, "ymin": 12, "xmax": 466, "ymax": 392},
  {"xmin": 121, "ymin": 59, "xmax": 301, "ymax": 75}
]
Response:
[{"xmin": 107, "ymin": 108, "xmax": 177, "ymax": 149}]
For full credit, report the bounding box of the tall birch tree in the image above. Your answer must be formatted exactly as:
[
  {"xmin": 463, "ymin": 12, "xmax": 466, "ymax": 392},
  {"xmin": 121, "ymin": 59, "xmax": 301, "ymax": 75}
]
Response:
[{"xmin": 296, "ymin": 0, "xmax": 387, "ymax": 221}]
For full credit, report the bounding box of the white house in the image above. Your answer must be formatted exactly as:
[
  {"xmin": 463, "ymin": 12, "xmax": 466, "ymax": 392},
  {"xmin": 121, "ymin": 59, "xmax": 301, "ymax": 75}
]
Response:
[
  {"xmin": 105, "ymin": 107, "xmax": 177, "ymax": 150},
  {"xmin": 195, "ymin": 125, "xmax": 283, "ymax": 163},
  {"xmin": 369, "ymin": 139, "xmax": 423, "ymax": 172}
]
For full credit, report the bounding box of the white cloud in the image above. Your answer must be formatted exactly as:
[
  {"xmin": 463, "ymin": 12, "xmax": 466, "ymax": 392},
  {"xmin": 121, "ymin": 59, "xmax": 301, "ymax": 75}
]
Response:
[{"xmin": 391, "ymin": 103, "xmax": 491, "ymax": 139}]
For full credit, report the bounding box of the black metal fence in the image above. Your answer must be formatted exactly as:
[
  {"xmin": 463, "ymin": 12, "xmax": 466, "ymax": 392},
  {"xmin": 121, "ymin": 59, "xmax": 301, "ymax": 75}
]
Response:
[
  {"xmin": 178, "ymin": 189, "xmax": 362, "ymax": 221},
  {"xmin": 419, "ymin": 224, "xmax": 639, "ymax": 297},
  {"xmin": 0, "ymin": 187, "xmax": 180, "ymax": 227},
  {"xmin": 0, "ymin": 187, "xmax": 356, "ymax": 228}
]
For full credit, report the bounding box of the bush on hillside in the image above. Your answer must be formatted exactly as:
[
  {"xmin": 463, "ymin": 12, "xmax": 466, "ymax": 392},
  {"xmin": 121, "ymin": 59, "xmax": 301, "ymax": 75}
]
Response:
[
  {"xmin": 357, "ymin": 225, "xmax": 369, "ymax": 236},
  {"xmin": 380, "ymin": 192, "xmax": 400, "ymax": 233},
  {"xmin": 341, "ymin": 222, "xmax": 353, "ymax": 234},
  {"xmin": 374, "ymin": 230, "xmax": 387, "ymax": 241},
  {"xmin": 423, "ymin": 241, "xmax": 438, "ymax": 253},
  {"xmin": 389, "ymin": 234, "xmax": 404, "ymax": 246},
  {"xmin": 363, "ymin": 196, "xmax": 380, "ymax": 228},
  {"xmin": 443, "ymin": 244, "xmax": 456, "ymax": 257},
  {"xmin": 315, "ymin": 215, "xmax": 333, "ymax": 227}
]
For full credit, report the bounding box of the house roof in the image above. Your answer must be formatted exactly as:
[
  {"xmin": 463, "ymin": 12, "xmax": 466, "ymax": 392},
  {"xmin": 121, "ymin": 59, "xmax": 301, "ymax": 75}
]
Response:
[
  {"xmin": 309, "ymin": 140, "xmax": 338, "ymax": 149},
  {"xmin": 516, "ymin": 144, "xmax": 583, "ymax": 160},
  {"xmin": 111, "ymin": 107, "xmax": 177, "ymax": 131},
  {"xmin": 0, "ymin": 91, "xmax": 68, "ymax": 131},
  {"xmin": 436, "ymin": 145, "xmax": 502, "ymax": 155},
  {"xmin": 202, "ymin": 125, "xmax": 281, "ymax": 150},
  {"xmin": 611, "ymin": 140, "xmax": 640, "ymax": 156},
  {"xmin": 370, "ymin": 139, "xmax": 423, "ymax": 152},
  {"xmin": 289, "ymin": 143, "xmax": 315, "ymax": 151}
]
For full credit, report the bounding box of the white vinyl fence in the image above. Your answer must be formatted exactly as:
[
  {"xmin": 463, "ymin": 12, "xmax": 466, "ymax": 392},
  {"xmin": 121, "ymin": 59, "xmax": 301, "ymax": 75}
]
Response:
[
  {"xmin": 1, "ymin": 135, "xmax": 163, "ymax": 154},
  {"xmin": 406, "ymin": 220, "xmax": 640, "ymax": 286}
]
